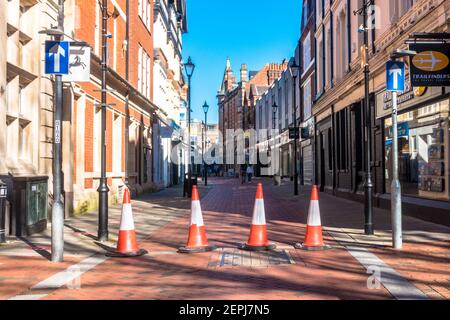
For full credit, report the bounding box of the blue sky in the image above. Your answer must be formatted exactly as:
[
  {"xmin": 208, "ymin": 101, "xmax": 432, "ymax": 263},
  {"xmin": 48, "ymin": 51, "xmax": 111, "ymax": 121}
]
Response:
[{"xmin": 183, "ymin": 0, "xmax": 302, "ymax": 124}]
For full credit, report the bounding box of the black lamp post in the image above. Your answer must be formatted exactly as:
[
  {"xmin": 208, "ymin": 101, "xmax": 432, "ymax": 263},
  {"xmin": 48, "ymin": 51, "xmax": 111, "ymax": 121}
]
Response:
[
  {"xmin": 98, "ymin": 0, "xmax": 110, "ymax": 241},
  {"xmin": 289, "ymin": 60, "xmax": 300, "ymax": 196},
  {"xmin": 184, "ymin": 57, "xmax": 195, "ymax": 197},
  {"xmin": 354, "ymin": 1, "xmax": 374, "ymax": 235},
  {"xmin": 272, "ymin": 102, "xmax": 278, "ymax": 130},
  {"xmin": 202, "ymin": 101, "xmax": 209, "ymax": 186}
]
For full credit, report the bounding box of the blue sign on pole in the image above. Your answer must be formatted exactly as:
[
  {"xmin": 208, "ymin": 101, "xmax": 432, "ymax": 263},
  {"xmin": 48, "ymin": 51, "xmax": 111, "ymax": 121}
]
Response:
[
  {"xmin": 45, "ymin": 41, "xmax": 69, "ymax": 75},
  {"xmin": 386, "ymin": 60, "xmax": 405, "ymax": 92}
]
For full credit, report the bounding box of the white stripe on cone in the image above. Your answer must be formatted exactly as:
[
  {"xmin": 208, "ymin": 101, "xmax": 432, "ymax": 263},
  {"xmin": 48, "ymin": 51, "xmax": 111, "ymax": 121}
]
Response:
[
  {"xmin": 190, "ymin": 200, "xmax": 204, "ymax": 226},
  {"xmin": 119, "ymin": 203, "xmax": 135, "ymax": 231},
  {"xmin": 252, "ymin": 199, "xmax": 266, "ymax": 225},
  {"xmin": 306, "ymin": 200, "xmax": 321, "ymax": 226}
]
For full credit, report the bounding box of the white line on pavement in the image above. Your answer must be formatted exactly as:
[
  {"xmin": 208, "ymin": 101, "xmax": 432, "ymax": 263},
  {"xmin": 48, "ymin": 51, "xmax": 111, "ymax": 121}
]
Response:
[
  {"xmin": 9, "ymin": 294, "xmax": 48, "ymax": 300},
  {"xmin": 327, "ymin": 230, "xmax": 429, "ymax": 300},
  {"xmin": 346, "ymin": 246, "xmax": 428, "ymax": 300},
  {"xmin": 8, "ymin": 253, "xmax": 109, "ymax": 300}
]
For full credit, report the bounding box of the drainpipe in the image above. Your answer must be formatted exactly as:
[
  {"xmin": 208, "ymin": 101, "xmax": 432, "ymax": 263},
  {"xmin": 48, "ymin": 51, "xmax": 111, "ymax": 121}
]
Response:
[
  {"xmin": 347, "ymin": 0, "xmax": 351, "ymax": 69},
  {"xmin": 124, "ymin": 0, "xmax": 130, "ymax": 187},
  {"xmin": 330, "ymin": 12, "xmax": 334, "ymax": 87}
]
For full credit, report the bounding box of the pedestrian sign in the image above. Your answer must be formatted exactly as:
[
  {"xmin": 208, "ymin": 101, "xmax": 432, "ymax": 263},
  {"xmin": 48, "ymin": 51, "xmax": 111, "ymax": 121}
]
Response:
[
  {"xmin": 386, "ymin": 60, "xmax": 405, "ymax": 92},
  {"xmin": 45, "ymin": 41, "xmax": 69, "ymax": 75}
]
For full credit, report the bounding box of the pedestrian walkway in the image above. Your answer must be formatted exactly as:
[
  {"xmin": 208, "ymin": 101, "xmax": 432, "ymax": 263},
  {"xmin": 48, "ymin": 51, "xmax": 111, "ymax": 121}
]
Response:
[{"xmin": 1, "ymin": 178, "xmax": 449, "ymax": 300}]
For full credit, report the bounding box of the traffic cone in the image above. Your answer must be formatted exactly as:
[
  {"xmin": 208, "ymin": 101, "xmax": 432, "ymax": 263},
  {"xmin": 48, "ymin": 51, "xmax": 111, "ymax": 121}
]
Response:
[
  {"xmin": 178, "ymin": 185, "xmax": 216, "ymax": 253},
  {"xmin": 106, "ymin": 188, "xmax": 147, "ymax": 257},
  {"xmin": 294, "ymin": 185, "xmax": 332, "ymax": 250},
  {"xmin": 238, "ymin": 183, "xmax": 276, "ymax": 251}
]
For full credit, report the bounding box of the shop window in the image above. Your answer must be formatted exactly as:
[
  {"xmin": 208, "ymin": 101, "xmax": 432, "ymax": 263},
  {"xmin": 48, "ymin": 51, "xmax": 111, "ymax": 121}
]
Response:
[
  {"xmin": 384, "ymin": 99, "xmax": 449, "ymax": 200},
  {"xmin": 328, "ymin": 129, "xmax": 333, "ymax": 171},
  {"xmin": 336, "ymin": 109, "xmax": 349, "ymax": 170}
]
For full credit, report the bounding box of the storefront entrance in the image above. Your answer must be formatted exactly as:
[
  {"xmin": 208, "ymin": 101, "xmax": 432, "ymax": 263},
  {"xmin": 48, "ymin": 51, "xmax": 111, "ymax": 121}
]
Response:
[{"xmin": 384, "ymin": 99, "xmax": 450, "ymax": 201}]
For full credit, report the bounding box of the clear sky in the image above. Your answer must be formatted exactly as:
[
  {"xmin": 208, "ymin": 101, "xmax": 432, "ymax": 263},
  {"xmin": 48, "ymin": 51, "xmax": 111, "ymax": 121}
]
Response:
[{"xmin": 183, "ymin": 0, "xmax": 302, "ymax": 124}]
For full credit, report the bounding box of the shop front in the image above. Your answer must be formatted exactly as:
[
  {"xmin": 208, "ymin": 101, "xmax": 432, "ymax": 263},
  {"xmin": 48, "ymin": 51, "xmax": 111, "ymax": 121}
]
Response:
[
  {"xmin": 301, "ymin": 117, "xmax": 315, "ymax": 185},
  {"xmin": 376, "ymin": 85, "xmax": 450, "ymax": 225}
]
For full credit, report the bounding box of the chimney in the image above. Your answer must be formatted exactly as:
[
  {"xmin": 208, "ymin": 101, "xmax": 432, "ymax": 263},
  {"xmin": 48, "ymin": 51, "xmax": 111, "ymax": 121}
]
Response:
[{"xmin": 240, "ymin": 64, "xmax": 248, "ymax": 83}]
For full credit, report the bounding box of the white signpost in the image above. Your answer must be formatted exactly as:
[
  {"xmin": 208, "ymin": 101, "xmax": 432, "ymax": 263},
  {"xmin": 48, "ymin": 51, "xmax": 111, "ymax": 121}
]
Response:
[{"xmin": 386, "ymin": 60, "xmax": 405, "ymax": 249}]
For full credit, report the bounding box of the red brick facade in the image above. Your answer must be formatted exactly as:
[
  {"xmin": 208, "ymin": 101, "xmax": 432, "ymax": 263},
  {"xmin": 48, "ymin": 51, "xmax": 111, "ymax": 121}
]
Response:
[{"xmin": 69, "ymin": 0, "xmax": 157, "ymax": 213}]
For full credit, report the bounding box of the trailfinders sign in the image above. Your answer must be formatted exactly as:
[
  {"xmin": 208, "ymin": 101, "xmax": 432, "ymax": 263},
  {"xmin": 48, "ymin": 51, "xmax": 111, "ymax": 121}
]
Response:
[{"xmin": 409, "ymin": 43, "xmax": 450, "ymax": 87}]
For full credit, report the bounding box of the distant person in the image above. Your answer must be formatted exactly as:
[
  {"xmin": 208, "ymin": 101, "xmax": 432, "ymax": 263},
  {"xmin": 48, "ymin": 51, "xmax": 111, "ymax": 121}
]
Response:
[
  {"xmin": 240, "ymin": 164, "xmax": 247, "ymax": 184},
  {"xmin": 247, "ymin": 164, "xmax": 254, "ymax": 183}
]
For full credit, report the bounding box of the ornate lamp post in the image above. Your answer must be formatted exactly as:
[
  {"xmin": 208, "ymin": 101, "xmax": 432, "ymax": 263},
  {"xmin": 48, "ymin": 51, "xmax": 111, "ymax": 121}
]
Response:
[
  {"xmin": 184, "ymin": 57, "xmax": 195, "ymax": 197},
  {"xmin": 354, "ymin": 0, "xmax": 374, "ymax": 235},
  {"xmin": 272, "ymin": 102, "xmax": 278, "ymax": 130},
  {"xmin": 202, "ymin": 101, "xmax": 209, "ymax": 186},
  {"xmin": 289, "ymin": 60, "xmax": 300, "ymax": 196}
]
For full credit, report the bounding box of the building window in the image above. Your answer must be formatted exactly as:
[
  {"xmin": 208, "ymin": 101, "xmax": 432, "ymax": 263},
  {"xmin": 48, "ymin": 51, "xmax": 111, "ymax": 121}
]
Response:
[
  {"xmin": 138, "ymin": 0, "xmax": 152, "ymax": 31},
  {"xmin": 325, "ymin": 25, "xmax": 332, "ymax": 86},
  {"xmin": 278, "ymin": 87, "xmax": 282, "ymax": 130},
  {"xmin": 285, "ymin": 78, "xmax": 289, "ymax": 127},
  {"xmin": 317, "ymin": 36, "xmax": 324, "ymax": 95},
  {"xmin": 137, "ymin": 45, "xmax": 151, "ymax": 99},
  {"xmin": 336, "ymin": 108, "xmax": 349, "ymax": 171},
  {"xmin": 335, "ymin": 11, "xmax": 347, "ymax": 80},
  {"xmin": 302, "ymin": 33, "xmax": 311, "ymax": 72},
  {"xmin": 384, "ymin": 99, "xmax": 450, "ymax": 200},
  {"xmin": 93, "ymin": 106, "xmax": 102, "ymax": 173},
  {"xmin": 302, "ymin": 78, "xmax": 312, "ymax": 121},
  {"xmin": 113, "ymin": 114, "xmax": 122, "ymax": 173}
]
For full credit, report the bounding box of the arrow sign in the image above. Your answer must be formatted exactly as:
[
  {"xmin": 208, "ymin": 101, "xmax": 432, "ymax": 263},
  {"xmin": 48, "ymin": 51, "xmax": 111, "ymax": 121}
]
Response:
[
  {"xmin": 386, "ymin": 60, "xmax": 405, "ymax": 92},
  {"xmin": 49, "ymin": 43, "xmax": 66, "ymax": 73},
  {"xmin": 45, "ymin": 41, "xmax": 69, "ymax": 75}
]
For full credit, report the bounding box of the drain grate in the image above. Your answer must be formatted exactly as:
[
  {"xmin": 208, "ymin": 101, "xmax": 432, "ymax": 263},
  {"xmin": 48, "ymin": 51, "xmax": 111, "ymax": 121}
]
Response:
[{"xmin": 217, "ymin": 249, "xmax": 294, "ymax": 267}]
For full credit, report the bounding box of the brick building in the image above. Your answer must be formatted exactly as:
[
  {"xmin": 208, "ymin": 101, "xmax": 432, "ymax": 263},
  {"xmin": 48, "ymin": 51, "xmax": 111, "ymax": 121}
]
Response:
[
  {"xmin": 217, "ymin": 58, "xmax": 287, "ymax": 175},
  {"xmin": 0, "ymin": 0, "xmax": 189, "ymax": 230},
  {"xmin": 311, "ymin": 0, "xmax": 450, "ymax": 225},
  {"xmin": 65, "ymin": 0, "xmax": 158, "ymax": 215}
]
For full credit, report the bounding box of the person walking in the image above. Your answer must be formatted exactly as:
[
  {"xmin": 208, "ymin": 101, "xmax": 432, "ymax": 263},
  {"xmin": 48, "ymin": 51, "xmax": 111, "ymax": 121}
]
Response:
[
  {"xmin": 240, "ymin": 164, "xmax": 247, "ymax": 184},
  {"xmin": 246, "ymin": 164, "xmax": 254, "ymax": 183}
]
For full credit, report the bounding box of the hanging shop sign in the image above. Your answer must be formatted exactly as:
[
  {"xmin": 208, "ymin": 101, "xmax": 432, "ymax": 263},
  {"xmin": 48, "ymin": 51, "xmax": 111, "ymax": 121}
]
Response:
[{"xmin": 409, "ymin": 43, "xmax": 450, "ymax": 87}]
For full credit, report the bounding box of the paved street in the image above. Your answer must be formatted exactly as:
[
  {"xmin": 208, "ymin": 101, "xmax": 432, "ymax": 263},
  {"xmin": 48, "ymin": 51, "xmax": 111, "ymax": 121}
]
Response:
[{"xmin": 1, "ymin": 177, "xmax": 449, "ymax": 300}]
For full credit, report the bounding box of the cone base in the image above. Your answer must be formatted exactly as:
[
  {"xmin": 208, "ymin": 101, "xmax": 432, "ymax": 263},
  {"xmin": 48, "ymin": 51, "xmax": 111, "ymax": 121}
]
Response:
[
  {"xmin": 238, "ymin": 243, "xmax": 276, "ymax": 251},
  {"xmin": 106, "ymin": 248, "xmax": 148, "ymax": 258},
  {"xmin": 178, "ymin": 244, "xmax": 217, "ymax": 254},
  {"xmin": 293, "ymin": 243, "xmax": 332, "ymax": 251}
]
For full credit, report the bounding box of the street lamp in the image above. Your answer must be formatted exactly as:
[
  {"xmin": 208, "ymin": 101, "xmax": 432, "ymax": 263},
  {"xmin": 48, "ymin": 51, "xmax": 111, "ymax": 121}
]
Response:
[
  {"xmin": 184, "ymin": 57, "xmax": 195, "ymax": 197},
  {"xmin": 289, "ymin": 60, "xmax": 300, "ymax": 196},
  {"xmin": 354, "ymin": 0, "xmax": 374, "ymax": 235},
  {"xmin": 202, "ymin": 101, "xmax": 209, "ymax": 186},
  {"xmin": 389, "ymin": 49, "xmax": 416, "ymax": 249},
  {"xmin": 98, "ymin": 0, "xmax": 110, "ymax": 242},
  {"xmin": 272, "ymin": 102, "xmax": 278, "ymax": 130}
]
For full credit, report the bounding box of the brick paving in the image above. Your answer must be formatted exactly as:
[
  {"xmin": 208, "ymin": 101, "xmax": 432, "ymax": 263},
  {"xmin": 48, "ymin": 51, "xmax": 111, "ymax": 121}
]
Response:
[{"xmin": 1, "ymin": 177, "xmax": 449, "ymax": 299}]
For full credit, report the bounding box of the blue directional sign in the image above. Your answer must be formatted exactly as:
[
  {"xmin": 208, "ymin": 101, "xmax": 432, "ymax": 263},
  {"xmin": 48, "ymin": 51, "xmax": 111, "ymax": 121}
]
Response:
[
  {"xmin": 386, "ymin": 60, "xmax": 405, "ymax": 92},
  {"xmin": 45, "ymin": 41, "xmax": 69, "ymax": 75}
]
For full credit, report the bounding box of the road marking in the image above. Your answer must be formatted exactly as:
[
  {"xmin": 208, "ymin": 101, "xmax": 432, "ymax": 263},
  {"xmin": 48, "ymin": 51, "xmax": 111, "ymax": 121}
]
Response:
[
  {"xmin": 9, "ymin": 253, "xmax": 108, "ymax": 300},
  {"xmin": 328, "ymin": 230, "xmax": 429, "ymax": 300},
  {"xmin": 9, "ymin": 294, "xmax": 48, "ymax": 300}
]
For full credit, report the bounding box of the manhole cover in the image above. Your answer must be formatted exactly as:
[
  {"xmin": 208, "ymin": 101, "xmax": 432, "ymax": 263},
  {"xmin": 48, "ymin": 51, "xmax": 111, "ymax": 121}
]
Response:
[{"xmin": 217, "ymin": 249, "xmax": 294, "ymax": 267}]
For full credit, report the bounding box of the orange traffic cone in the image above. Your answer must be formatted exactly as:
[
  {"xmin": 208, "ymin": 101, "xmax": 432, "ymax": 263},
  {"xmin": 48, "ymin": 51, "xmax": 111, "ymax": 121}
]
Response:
[
  {"xmin": 238, "ymin": 183, "xmax": 276, "ymax": 251},
  {"xmin": 178, "ymin": 185, "xmax": 216, "ymax": 253},
  {"xmin": 294, "ymin": 185, "xmax": 331, "ymax": 250},
  {"xmin": 106, "ymin": 188, "xmax": 147, "ymax": 257}
]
